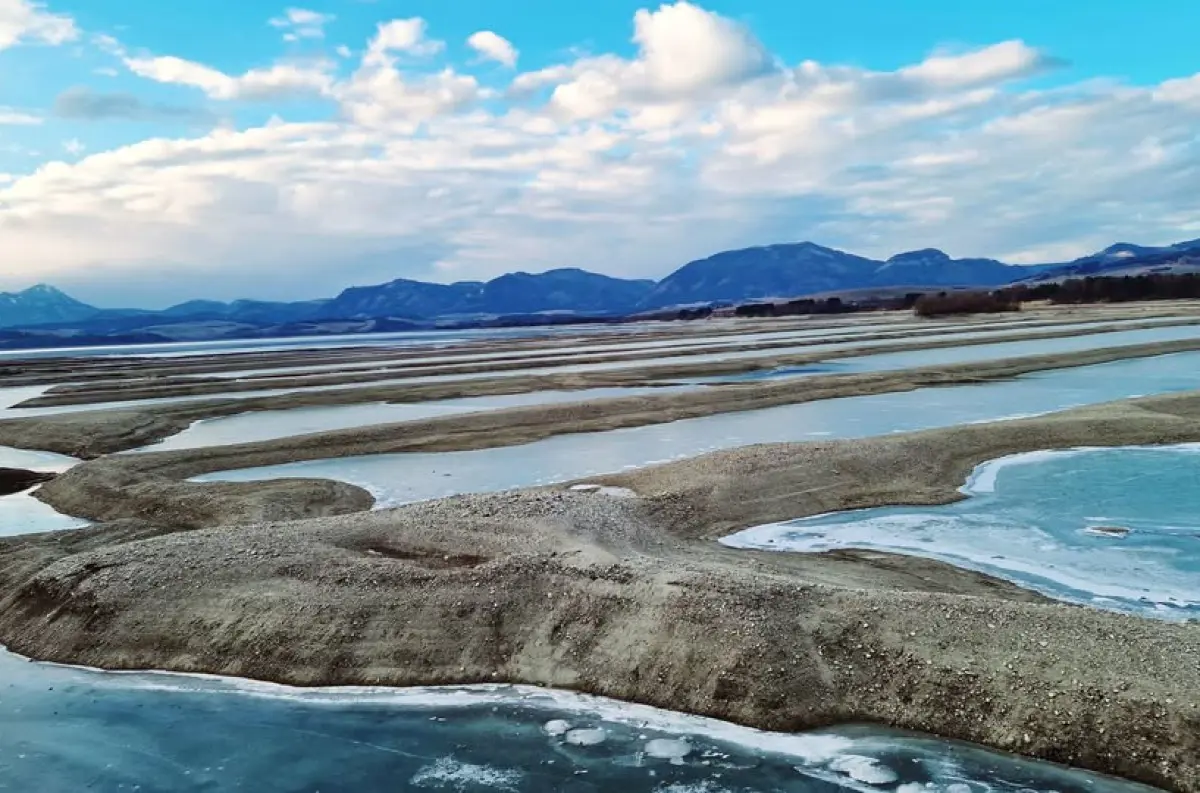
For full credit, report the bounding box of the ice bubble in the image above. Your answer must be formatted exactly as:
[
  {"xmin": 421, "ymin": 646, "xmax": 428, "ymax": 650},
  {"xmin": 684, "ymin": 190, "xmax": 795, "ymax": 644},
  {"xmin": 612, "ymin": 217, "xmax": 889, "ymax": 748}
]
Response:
[
  {"xmin": 565, "ymin": 728, "xmax": 608, "ymax": 746},
  {"xmin": 645, "ymin": 737, "xmax": 693, "ymax": 764},
  {"xmin": 543, "ymin": 719, "xmax": 572, "ymax": 736},
  {"xmin": 827, "ymin": 755, "xmax": 899, "ymax": 785},
  {"xmin": 410, "ymin": 757, "xmax": 522, "ymax": 790}
]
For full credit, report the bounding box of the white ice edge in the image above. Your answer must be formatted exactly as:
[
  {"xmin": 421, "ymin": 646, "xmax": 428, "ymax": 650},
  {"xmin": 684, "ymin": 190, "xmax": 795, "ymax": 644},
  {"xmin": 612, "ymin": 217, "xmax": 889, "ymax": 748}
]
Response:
[
  {"xmin": 726, "ymin": 520, "xmax": 1196, "ymax": 609},
  {"xmin": 2, "ymin": 645, "xmax": 854, "ymax": 765},
  {"xmin": 963, "ymin": 442, "xmax": 1200, "ymax": 494}
]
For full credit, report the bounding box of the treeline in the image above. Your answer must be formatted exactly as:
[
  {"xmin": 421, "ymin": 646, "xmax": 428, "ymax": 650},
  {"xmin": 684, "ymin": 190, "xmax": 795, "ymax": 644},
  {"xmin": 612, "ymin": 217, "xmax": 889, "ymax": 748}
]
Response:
[
  {"xmin": 915, "ymin": 272, "xmax": 1200, "ymax": 317},
  {"xmin": 736, "ymin": 296, "xmax": 852, "ymax": 318},
  {"xmin": 913, "ymin": 291, "xmax": 1020, "ymax": 317},
  {"xmin": 999, "ymin": 272, "xmax": 1200, "ymax": 304},
  {"xmin": 669, "ymin": 271, "xmax": 1200, "ymax": 322}
]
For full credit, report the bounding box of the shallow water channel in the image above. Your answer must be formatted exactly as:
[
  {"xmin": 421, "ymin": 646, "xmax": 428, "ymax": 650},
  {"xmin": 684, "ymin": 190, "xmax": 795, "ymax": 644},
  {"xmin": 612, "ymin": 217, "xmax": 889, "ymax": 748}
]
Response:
[
  {"xmin": 0, "ymin": 649, "xmax": 1160, "ymax": 793},
  {"xmin": 133, "ymin": 387, "xmax": 691, "ymax": 453},
  {"xmin": 197, "ymin": 350, "xmax": 1200, "ymax": 508}
]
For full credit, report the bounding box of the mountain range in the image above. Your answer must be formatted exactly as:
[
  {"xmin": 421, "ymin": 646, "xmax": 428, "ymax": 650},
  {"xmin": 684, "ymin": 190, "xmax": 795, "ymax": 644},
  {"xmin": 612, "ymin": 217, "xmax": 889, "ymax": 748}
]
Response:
[{"xmin": 3, "ymin": 238, "xmax": 1199, "ymax": 346}]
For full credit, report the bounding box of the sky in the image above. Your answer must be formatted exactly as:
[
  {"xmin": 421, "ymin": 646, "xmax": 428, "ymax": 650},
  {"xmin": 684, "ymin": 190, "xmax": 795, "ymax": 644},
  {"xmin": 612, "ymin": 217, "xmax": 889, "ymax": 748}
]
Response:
[{"xmin": 1, "ymin": 0, "xmax": 1199, "ymax": 307}]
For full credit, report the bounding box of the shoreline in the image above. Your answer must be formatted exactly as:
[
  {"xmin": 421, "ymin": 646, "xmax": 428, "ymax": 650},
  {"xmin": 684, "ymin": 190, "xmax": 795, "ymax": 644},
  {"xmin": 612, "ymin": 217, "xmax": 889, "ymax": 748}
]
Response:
[
  {"xmin": 0, "ymin": 646, "xmax": 1167, "ymax": 793},
  {"xmin": 2, "ymin": 395, "xmax": 1198, "ymax": 789}
]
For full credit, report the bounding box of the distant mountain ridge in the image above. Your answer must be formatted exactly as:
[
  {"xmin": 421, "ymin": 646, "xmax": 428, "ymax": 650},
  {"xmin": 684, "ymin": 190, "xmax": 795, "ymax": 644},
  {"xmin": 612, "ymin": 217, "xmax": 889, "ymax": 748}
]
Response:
[
  {"xmin": 4, "ymin": 238, "xmax": 1200, "ymax": 337},
  {"xmin": 320, "ymin": 268, "xmax": 655, "ymax": 319},
  {"xmin": 641, "ymin": 243, "xmax": 1036, "ymax": 308},
  {"xmin": 0, "ymin": 284, "xmax": 100, "ymax": 328}
]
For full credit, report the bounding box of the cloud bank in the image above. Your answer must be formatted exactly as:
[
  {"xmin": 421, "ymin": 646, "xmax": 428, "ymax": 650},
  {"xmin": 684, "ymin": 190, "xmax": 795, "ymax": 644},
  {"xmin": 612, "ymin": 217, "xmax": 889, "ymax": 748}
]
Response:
[{"xmin": 3, "ymin": 1, "xmax": 1200, "ymax": 306}]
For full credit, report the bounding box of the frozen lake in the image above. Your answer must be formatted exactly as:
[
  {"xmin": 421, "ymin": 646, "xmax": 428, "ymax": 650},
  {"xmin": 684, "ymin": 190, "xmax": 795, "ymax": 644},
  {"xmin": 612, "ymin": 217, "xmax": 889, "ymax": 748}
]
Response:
[
  {"xmin": 723, "ymin": 445, "xmax": 1200, "ymax": 619},
  {"xmin": 0, "ymin": 649, "xmax": 1159, "ymax": 793}
]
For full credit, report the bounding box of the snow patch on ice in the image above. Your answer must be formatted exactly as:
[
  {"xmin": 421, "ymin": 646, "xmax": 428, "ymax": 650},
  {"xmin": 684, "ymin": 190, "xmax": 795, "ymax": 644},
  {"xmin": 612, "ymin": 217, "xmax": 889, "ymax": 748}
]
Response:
[{"xmin": 410, "ymin": 757, "xmax": 522, "ymax": 789}]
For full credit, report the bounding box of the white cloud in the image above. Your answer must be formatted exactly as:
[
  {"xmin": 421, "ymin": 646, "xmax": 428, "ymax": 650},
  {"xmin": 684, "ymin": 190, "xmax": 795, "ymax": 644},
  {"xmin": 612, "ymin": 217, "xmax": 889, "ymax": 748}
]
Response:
[
  {"xmin": 4, "ymin": 2, "xmax": 1200, "ymax": 305},
  {"xmin": 124, "ymin": 55, "xmax": 335, "ymax": 100},
  {"xmin": 62, "ymin": 138, "xmax": 84, "ymax": 155},
  {"xmin": 341, "ymin": 18, "xmax": 476, "ymax": 126},
  {"xmin": 898, "ymin": 41, "xmax": 1052, "ymax": 90},
  {"xmin": 509, "ymin": 1, "xmax": 771, "ymax": 121},
  {"xmin": 339, "ymin": 67, "xmax": 483, "ymax": 126},
  {"xmin": 364, "ymin": 17, "xmax": 443, "ymax": 66},
  {"xmin": 0, "ymin": 0, "xmax": 77, "ymax": 50},
  {"xmin": 630, "ymin": 1, "xmax": 769, "ymax": 94},
  {"xmin": 0, "ymin": 108, "xmax": 41, "ymax": 124},
  {"xmin": 467, "ymin": 30, "xmax": 517, "ymax": 67},
  {"xmin": 270, "ymin": 7, "xmax": 334, "ymax": 41}
]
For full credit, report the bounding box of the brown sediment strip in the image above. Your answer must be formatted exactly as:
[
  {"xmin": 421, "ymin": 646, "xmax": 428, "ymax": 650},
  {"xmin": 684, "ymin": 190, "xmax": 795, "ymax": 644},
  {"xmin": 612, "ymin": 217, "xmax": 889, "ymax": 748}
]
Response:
[
  {"xmin": 1, "ymin": 394, "xmax": 1197, "ymax": 790},
  {"xmin": 5, "ymin": 333, "xmax": 1200, "ymax": 460},
  {"xmin": 20, "ymin": 314, "xmax": 1200, "ymax": 406}
]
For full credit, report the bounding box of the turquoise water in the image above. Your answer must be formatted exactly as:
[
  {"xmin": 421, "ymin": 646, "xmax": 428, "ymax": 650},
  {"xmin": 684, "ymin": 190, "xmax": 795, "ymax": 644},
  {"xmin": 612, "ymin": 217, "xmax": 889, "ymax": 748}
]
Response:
[
  {"xmin": 196, "ymin": 351, "xmax": 1200, "ymax": 509},
  {"xmin": 722, "ymin": 445, "xmax": 1200, "ymax": 619},
  {"xmin": 0, "ymin": 649, "xmax": 1161, "ymax": 793}
]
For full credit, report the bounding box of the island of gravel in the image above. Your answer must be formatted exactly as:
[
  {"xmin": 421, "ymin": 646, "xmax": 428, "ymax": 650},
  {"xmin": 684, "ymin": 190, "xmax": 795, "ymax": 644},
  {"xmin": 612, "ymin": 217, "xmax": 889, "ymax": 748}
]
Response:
[{"xmin": 1, "ymin": 389, "xmax": 1198, "ymax": 791}]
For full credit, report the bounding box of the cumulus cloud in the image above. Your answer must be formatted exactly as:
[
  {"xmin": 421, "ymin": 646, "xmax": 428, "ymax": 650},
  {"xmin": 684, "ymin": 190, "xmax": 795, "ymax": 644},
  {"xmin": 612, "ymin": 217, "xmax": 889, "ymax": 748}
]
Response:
[
  {"xmin": 269, "ymin": 7, "xmax": 334, "ymax": 41},
  {"xmin": 339, "ymin": 18, "xmax": 479, "ymax": 126},
  {"xmin": 4, "ymin": 2, "xmax": 1200, "ymax": 305},
  {"xmin": 0, "ymin": 108, "xmax": 40, "ymax": 124},
  {"xmin": 509, "ymin": 1, "xmax": 771, "ymax": 121},
  {"xmin": 467, "ymin": 30, "xmax": 517, "ymax": 67},
  {"xmin": 0, "ymin": 0, "xmax": 77, "ymax": 49},
  {"xmin": 363, "ymin": 17, "xmax": 443, "ymax": 65},
  {"xmin": 630, "ymin": 1, "xmax": 770, "ymax": 93},
  {"xmin": 54, "ymin": 86, "xmax": 216, "ymax": 125},
  {"xmin": 124, "ymin": 55, "xmax": 335, "ymax": 100},
  {"xmin": 898, "ymin": 40, "xmax": 1055, "ymax": 90}
]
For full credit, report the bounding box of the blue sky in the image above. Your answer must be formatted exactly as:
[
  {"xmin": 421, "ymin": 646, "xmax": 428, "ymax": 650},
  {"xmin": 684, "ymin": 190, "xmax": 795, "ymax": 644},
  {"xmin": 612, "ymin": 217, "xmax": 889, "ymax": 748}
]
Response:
[{"xmin": 1, "ymin": 0, "xmax": 1199, "ymax": 307}]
